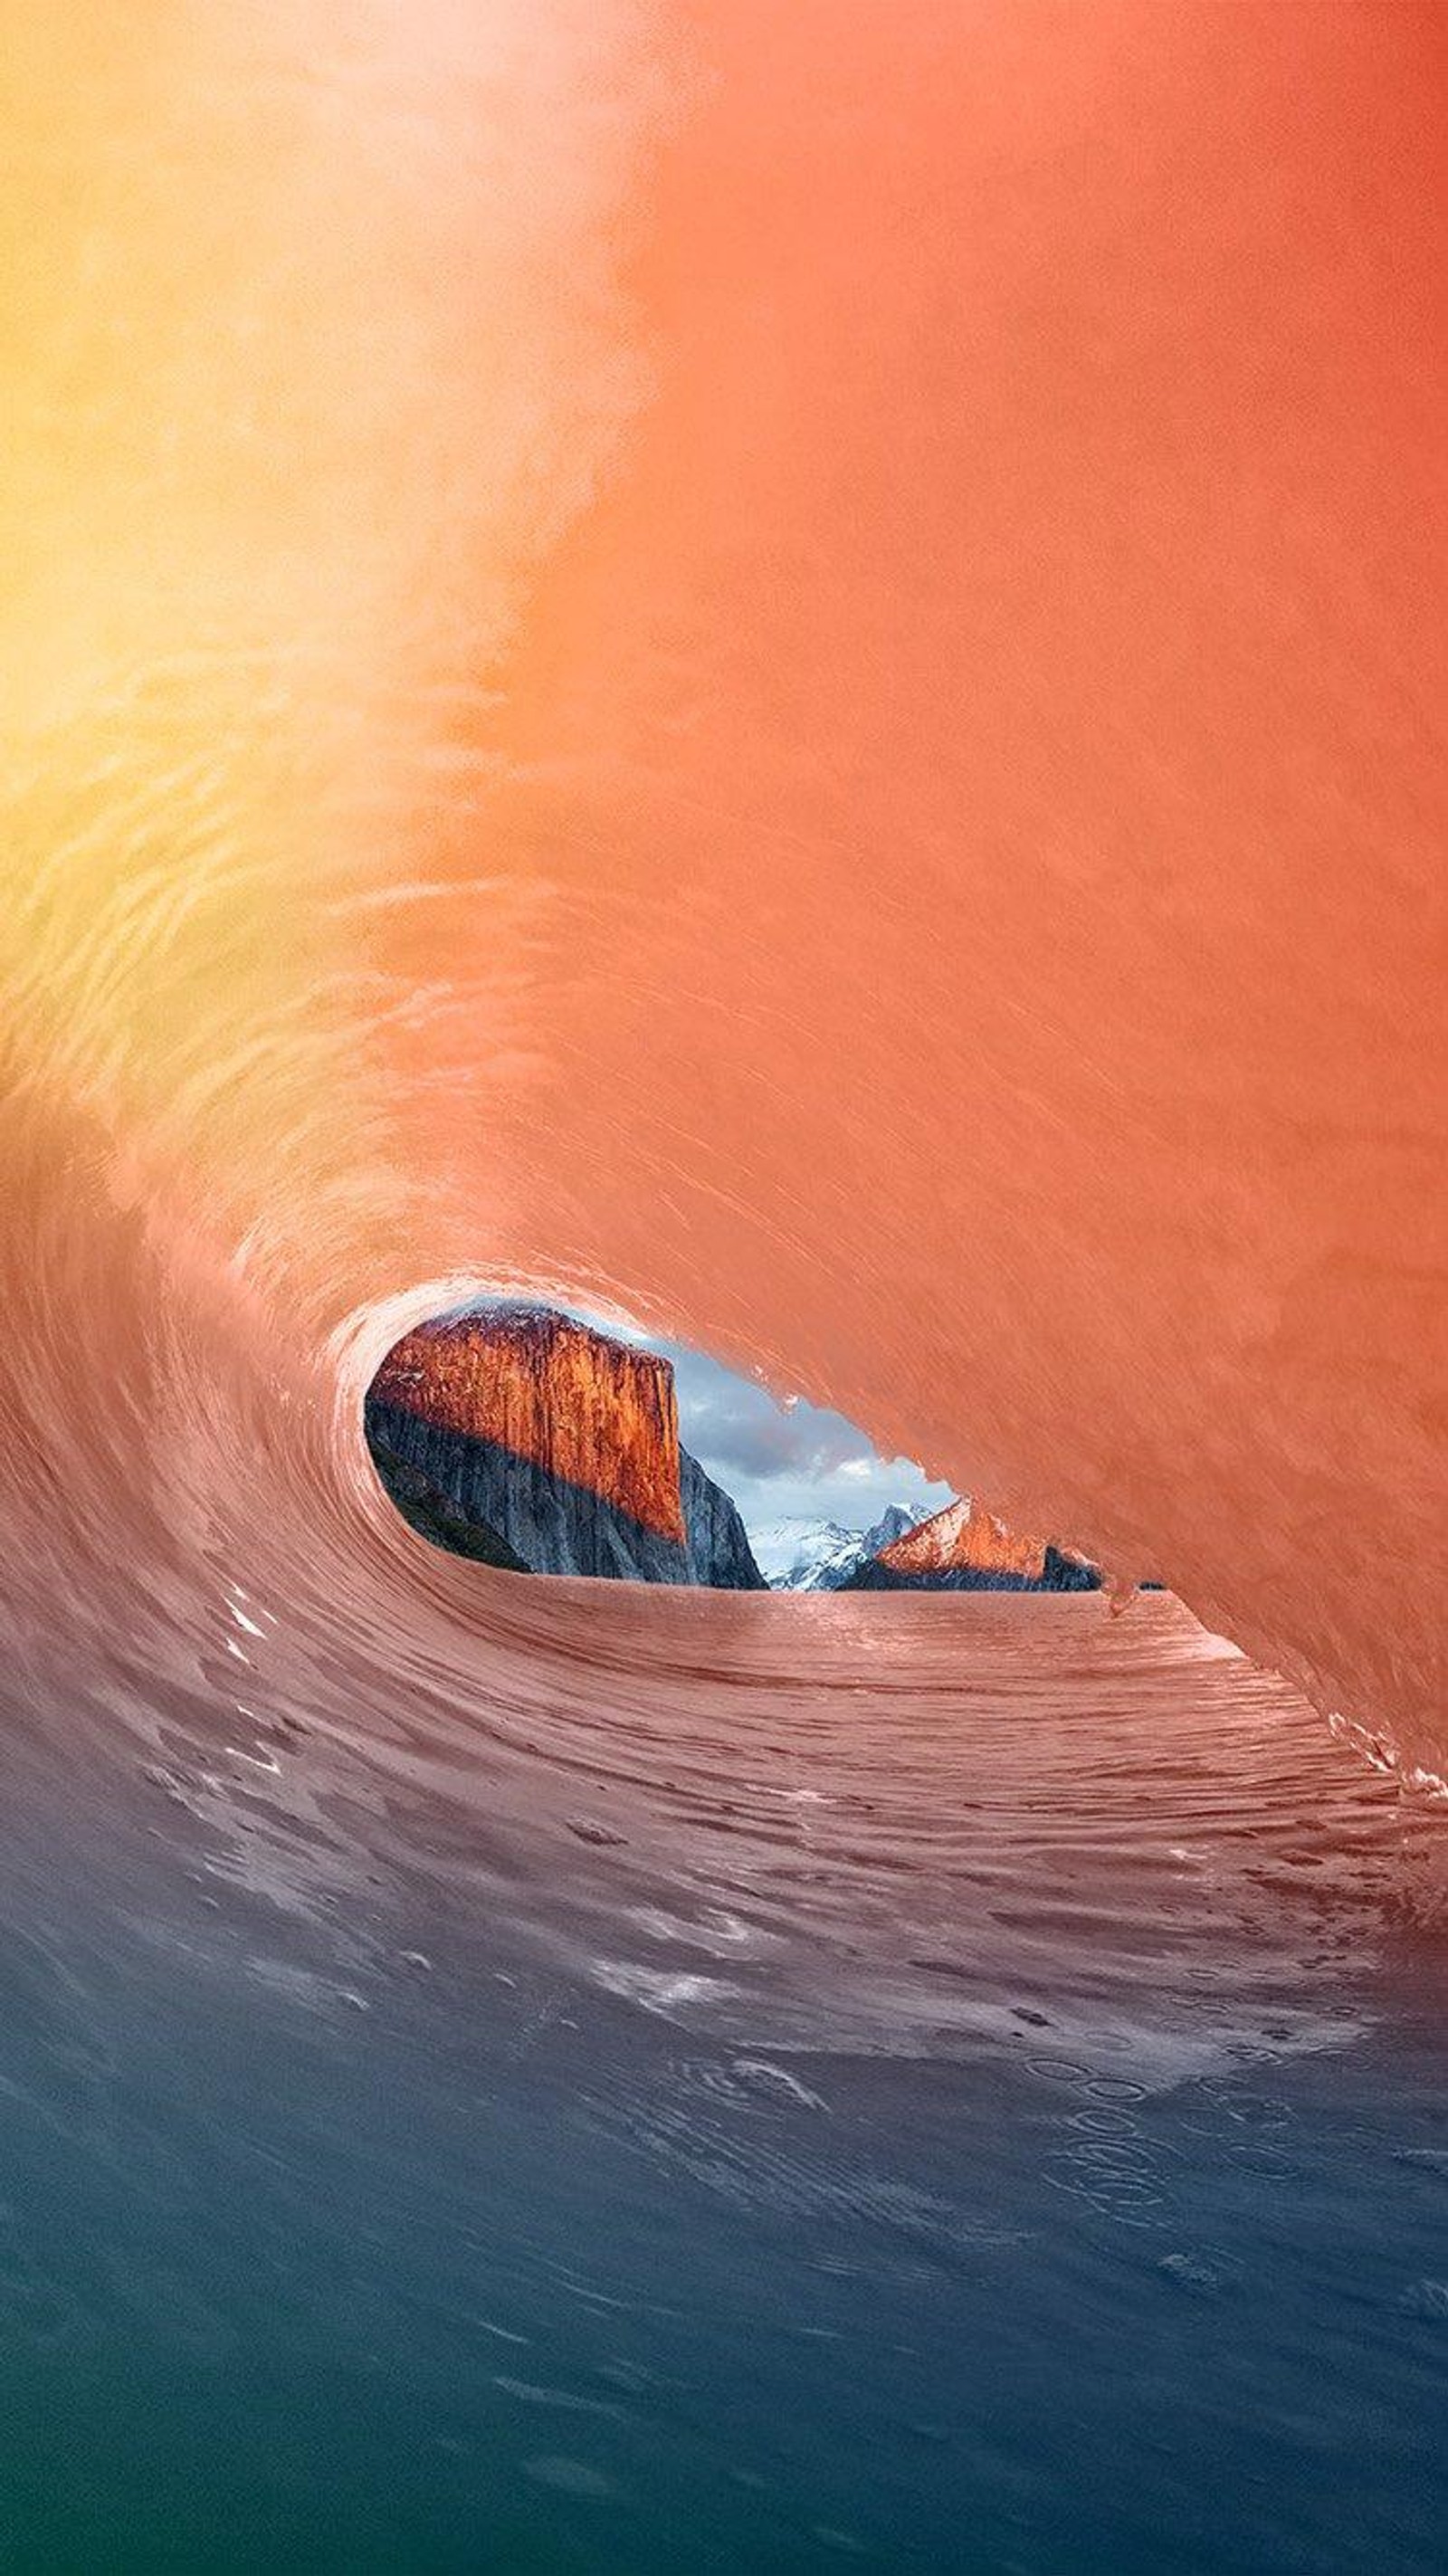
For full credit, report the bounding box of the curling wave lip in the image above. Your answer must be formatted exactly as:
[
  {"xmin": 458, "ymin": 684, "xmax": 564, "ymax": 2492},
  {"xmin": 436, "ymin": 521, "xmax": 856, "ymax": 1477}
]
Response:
[{"xmin": 3, "ymin": 1, "xmax": 1443, "ymax": 1761}]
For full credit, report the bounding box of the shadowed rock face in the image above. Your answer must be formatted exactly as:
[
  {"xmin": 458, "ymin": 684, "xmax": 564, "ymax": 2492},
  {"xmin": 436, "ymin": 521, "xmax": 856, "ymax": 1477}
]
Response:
[
  {"xmin": 367, "ymin": 1306, "xmax": 764, "ymax": 1589},
  {"xmin": 364, "ymin": 1434, "xmax": 528, "ymax": 1572},
  {"xmin": 845, "ymin": 1496, "xmax": 1103, "ymax": 1593},
  {"xmin": 679, "ymin": 1449, "xmax": 763, "ymax": 1590}
]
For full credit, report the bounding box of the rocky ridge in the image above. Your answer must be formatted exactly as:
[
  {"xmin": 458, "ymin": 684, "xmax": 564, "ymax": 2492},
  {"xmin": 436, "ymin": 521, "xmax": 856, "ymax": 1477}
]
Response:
[{"xmin": 844, "ymin": 1494, "xmax": 1102, "ymax": 1592}]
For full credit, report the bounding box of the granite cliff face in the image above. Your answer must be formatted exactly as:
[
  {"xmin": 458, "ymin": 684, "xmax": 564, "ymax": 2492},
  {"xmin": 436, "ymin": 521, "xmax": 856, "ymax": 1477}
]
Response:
[
  {"xmin": 371, "ymin": 1303, "xmax": 686, "ymax": 1542},
  {"xmin": 845, "ymin": 1496, "xmax": 1102, "ymax": 1593},
  {"xmin": 679, "ymin": 1449, "xmax": 764, "ymax": 1590},
  {"xmin": 364, "ymin": 1433, "xmax": 529, "ymax": 1572},
  {"xmin": 367, "ymin": 1304, "xmax": 765, "ymax": 1589}
]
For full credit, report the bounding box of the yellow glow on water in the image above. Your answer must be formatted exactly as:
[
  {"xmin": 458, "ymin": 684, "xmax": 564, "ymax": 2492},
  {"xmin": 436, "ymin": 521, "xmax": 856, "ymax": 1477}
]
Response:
[{"xmin": 0, "ymin": 0, "xmax": 650, "ymax": 1294}]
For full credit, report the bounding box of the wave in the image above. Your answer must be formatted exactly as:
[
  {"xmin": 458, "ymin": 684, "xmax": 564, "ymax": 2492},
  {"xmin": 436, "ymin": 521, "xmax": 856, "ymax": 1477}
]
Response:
[
  {"xmin": 4, "ymin": 2, "xmax": 1443, "ymax": 1780},
  {"xmin": 0, "ymin": 11, "xmax": 1443, "ymax": 2558}
]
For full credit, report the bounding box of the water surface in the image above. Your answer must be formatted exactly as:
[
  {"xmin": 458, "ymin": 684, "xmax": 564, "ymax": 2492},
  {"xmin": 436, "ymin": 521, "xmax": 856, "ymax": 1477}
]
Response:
[{"xmin": 5, "ymin": 1569, "xmax": 1443, "ymax": 2571}]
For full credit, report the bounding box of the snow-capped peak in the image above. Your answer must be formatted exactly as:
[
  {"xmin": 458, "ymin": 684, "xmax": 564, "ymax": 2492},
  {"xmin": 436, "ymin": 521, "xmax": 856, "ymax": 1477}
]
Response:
[{"xmin": 750, "ymin": 1505, "xmax": 919, "ymax": 1592}]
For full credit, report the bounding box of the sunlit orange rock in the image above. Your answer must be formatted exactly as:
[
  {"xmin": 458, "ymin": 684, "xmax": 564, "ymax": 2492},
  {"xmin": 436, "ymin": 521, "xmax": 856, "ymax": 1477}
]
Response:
[
  {"xmin": 877, "ymin": 1497, "xmax": 1048, "ymax": 1582},
  {"xmin": 369, "ymin": 1303, "xmax": 686, "ymax": 1544},
  {"xmin": 844, "ymin": 1498, "xmax": 1106, "ymax": 1593}
]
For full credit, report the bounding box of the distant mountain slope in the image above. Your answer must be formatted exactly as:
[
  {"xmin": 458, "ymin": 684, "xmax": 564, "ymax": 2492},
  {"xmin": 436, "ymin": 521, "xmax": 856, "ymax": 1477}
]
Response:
[
  {"xmin": 844, "ymin": 1495, "xmax": 1103, "ymax": 1592},
  {"xmin": 752, "ymin": 1504, "xmax": 915, "ymax": 1591}
]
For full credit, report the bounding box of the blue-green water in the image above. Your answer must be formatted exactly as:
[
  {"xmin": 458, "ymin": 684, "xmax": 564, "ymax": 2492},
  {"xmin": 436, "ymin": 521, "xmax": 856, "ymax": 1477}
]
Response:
[{"xmin": 1, "ymin": 1575, "xmax": 1443, "ymax": 2571}]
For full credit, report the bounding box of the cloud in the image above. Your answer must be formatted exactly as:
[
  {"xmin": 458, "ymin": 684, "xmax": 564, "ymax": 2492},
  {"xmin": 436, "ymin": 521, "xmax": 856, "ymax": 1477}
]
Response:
[
  {"xmin": 666, "ymin": 1366, "xmax": 872, "ymax": 1486},
  {"xmin": 561, "ymin": 1306, "xmax": 951, "ymax": 1531}
]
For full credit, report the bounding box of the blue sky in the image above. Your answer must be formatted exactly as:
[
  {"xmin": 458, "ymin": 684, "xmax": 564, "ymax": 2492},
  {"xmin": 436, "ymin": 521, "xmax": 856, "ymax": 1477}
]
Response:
[
  {"xmin": 650, "ymin": 1333, "xmax": 950, "ymax": 1536},
  {"xmin": 452, "ymin": 1295, "xmax": 950, "ymax": 1540},
  {"xmin": 566, "ymin": 1311, "xmax": 951, "ymax": 1539}
]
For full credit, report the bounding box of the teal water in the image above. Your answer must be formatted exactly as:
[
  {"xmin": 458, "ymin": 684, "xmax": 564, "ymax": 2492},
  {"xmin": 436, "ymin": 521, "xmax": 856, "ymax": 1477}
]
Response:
[{"xmin": 0, "ymin": 1571, "xmax": 1443, "ymax": 2571}]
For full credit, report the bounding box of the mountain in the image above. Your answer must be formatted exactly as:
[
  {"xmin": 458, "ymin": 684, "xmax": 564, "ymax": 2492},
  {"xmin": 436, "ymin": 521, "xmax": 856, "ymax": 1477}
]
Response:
[
  {"xmin": 366, "ymin": 1302, "xmax": 765, "ymax": 1588},
  {"xmin": 679, "ymin": 1448, "xmax": 766, "ymax": 1590},
  {"xmin": 864, "ymin": 1503, "xmax": 918, "ymax": 1558},
  {"xmin": 751, "ymin": 1517, "xmax": 870, "ymax": 1591},
  {"xmin": 752, "ymin": 1503, "xmax": 916, "ymax": 1592},
  {"xmin": 844, "ymin": 1494, "xmax": 1103, "ymax": 1592}
]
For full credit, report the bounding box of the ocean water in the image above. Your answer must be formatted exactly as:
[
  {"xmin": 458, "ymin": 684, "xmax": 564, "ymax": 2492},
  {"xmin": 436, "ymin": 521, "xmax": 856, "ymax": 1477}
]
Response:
[{"xmin": 3, "ymin": 1503, "xmax": 1443, "ymax": 2571}]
